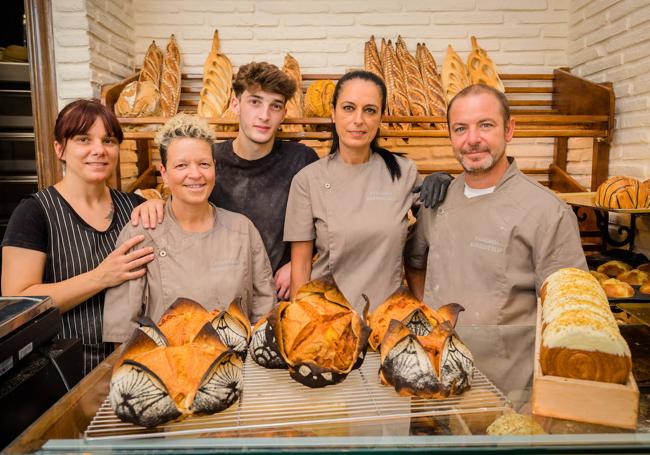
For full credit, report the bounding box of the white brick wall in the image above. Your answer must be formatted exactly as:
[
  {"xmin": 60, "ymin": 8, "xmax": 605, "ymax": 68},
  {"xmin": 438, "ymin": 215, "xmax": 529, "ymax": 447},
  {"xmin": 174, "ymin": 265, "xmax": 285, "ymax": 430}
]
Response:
[
  {"xmin": 568, "ymin": 0, "xmax": 650, "ymax": 257},
  {"xmin": 53, "ymin": 0, "xmax": 136, "ymax": 108}
]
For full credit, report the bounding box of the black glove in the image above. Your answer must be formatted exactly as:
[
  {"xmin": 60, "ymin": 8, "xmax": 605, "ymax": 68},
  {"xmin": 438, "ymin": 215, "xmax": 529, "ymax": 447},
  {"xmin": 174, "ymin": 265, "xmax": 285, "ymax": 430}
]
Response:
[{"xmin": 412, "ymin": 172, "xmax": 453, "ymax": 208}]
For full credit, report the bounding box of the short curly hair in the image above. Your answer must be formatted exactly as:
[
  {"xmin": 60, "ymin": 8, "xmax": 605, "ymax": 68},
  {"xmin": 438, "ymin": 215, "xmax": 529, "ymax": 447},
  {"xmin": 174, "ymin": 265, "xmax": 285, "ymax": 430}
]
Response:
[
  {"xmin": 232, "ymin": 62, "xmax": 296, "ymax": 101},
  {"xmin": 155, "ymin": 113, "xmax": 216, "ymax": 165}
]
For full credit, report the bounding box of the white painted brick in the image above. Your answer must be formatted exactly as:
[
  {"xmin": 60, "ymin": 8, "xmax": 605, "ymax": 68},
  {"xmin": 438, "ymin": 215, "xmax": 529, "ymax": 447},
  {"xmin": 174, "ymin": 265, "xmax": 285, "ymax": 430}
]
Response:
[
  {"xmin": 570, "ymin": 0, "xmax": 591, "ymax": 14},
  {"xmin": 629, "ymin": 3, "xmax": 650, "ymax": 27},
  {"xmin": 395, "ymin": 27, "xmax": 468, "ymax": 40},
  {"xmin": 257, "ymin": 1, "xmax": 329, "ymax": 14},
  {"xmin": 569, "ymin": 46, "xmax": 601, "ymax": 67},
  {"xmin": 404, "ymin": 0, "xmax": 475, "ymax": 12},
  {"xmin": 55, "ymin": 46, "xmax": 91, "ymax": 63},
  {"xmin": 613, "ymin": 128, "xmax": 650, "ymax": 145},
  {"xmin": 631, "ymin": 73, "xmax": 650, "ymax": 96},
  {"xmin": 619, "ymin": 111, "xmax": 650, "ymax": 128},
  {"xmin": 53, "ymin": 13, "xmax": 88, "ymax": 30},
  {"xmin": 331, "ymin": 1, "xmax": 402, "ymax": 13},
  {"xmin": 610, "ymin": 144, "xmax": 650, "ymax": 160},
  {"xmin": 501, "ymin": 38, "xmax": 566, "ymax": 51},
  {"xmin": 542, "ymin": 24, "xmax": 568, "ymax": 38},
  {"xmin": 605, "ymin": 22, "xmax": 650, "ymax": 53},
  {"xmin": 607, "ymin": 0, "xmax": 645, "ymax": 22},
  {"xmin": 505, "ymin": 11, "xmax": 567, "ymax": 24},
  {"xmin": 568, "ymin": 137, "xmax": 594, "ymax": 148},
  {"xmin": 135, "ymin": 1, "xmax": 180, "ymax": 13},
  {"xmin": 357, "ymin": 14, "xmax": 430, "ymax": 26},
  {"xmin": 432, "ymin": 12, "xmax": 503, "ymax": 24},
  {"xmin": 55, "ymin": 0, "xmax": 85, "ymax": 13},
  {"xmin": 284, "ymin": 15, "xmax": 355, "ymax": 26},
  {"xmin": 545, "ymin": 52, "xmax": 568, "ymax": 66},
  {"xmin": 254, "ymin": 28, "xmax": 328, "ymax": 40},
  {"xmin": 623, "ymin": 41, "xmax": 650, "ymax": 63},
  {"xmin": 549, "ymin": 0, "xmax": 569, "ymax": 10},
  {"xmin": 581, "ymin": 54, "xmax": 623, "ymax": 75},
  {"xmin": 567, "ymin": 147, "xmax": 592, "ymax": 162},
  {"xmin": 478, "ymin": 0, "xmax": 547, "ymax": 10},
  {"xmin": 278, "ymin": 40, "xmax": 348, "ymax": 53},
  {"xmin": 606, "ymin": 58, "xmax": 650, "ymax": 83},
  {"xmin": 209, "ymin": 14, "xmax": 280, "ymax": 27},
  {"xmin": 568, "ymin": 13, "xmax": 607, "ymax": 40},
  {"xmin": 55, "ymin": 30, "xmax": 90, "ymax": 47},
  {"xmin": 182, "ymin": 1, "xmax": 254, "ymax": 13},
  {"xmin": 583, "ymin": 0, "xmax": 616, "ymax": 19},
  {"xmin": 137, "ymin": 12, "xmax": 205, "ymax": 25},
  {"xmin": 471, "ymin": 26, "xmax": 542, "ymax": 38},
  {"xmin": 617, "ymin": 95, "xmax": 650, "ymax": 112},
  {"xmin": 498, "ymin": 51, "xmax": 553, "ymax": 65},
  {"xmin": 584, "ymin": 16, "xmax": 628, "ymax": 47}
]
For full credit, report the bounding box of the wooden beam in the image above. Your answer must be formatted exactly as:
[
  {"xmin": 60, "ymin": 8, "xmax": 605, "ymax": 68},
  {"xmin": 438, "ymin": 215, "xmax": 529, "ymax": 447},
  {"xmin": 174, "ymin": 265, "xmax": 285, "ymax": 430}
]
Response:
[
  {"xmin": 25, "ymin": 0, "xmax": 61, "ymax": 189},
  {"xmin": 591, "ymin": 139, "xmax": 610, "ymax": 191}
]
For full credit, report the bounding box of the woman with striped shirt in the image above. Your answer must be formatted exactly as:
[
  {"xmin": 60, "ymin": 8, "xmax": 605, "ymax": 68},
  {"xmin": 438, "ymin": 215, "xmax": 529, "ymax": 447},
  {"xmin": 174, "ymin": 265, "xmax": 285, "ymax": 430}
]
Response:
[{"xmin": 1, "ymin": 99, "xmax": 155, "ymax": 376}]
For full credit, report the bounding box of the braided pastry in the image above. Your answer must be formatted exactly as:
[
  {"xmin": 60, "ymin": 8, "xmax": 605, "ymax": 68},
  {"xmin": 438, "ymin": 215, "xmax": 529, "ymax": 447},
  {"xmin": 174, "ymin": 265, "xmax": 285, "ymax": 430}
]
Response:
[
  {"xmin": 441, "ymin": 44, "xmax": 469, "ymax": 104},
  {"xmin": 197, "ymin": 30, "xmax": 233, "ymax": 119},
  {"xmin": 364, "ymin": 36, "xmax": 384, "ymax": 80},
  {"xmin": 138, "ymin": 41, "xmax": 163, "ymax": 87},
  {"xmin": 281, "ymin": 53, "xmax": 304, "ymax": 133},
  {"xmin": 466, "ymin": 36, "xmax": 504, "ymax": 92},
  {"xmin": 395, "ymin": 36, "xmax": 428, "ymax": 123},
  {"xmin": 159, "ymin": 35, "xmax": 181, "ymax": 117}
]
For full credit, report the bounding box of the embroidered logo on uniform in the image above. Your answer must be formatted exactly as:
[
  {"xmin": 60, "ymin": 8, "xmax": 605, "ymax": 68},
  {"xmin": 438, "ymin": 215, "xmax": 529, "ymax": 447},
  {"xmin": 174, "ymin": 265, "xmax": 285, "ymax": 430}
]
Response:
[
  {"xmin": 366, "ymin": 191, "xmax": 395, "ymax": 201},
  {"xmin": 469, "ymin": 236, "xmax": 505, "ymax": 254}
]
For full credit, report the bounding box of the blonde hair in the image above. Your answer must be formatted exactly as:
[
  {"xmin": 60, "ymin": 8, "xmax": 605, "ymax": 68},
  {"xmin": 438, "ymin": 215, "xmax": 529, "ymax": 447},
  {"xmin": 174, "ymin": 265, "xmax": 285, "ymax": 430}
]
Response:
[{"xmin": 155, "ymin": 113, "xmax": 216, "ymax": 165}]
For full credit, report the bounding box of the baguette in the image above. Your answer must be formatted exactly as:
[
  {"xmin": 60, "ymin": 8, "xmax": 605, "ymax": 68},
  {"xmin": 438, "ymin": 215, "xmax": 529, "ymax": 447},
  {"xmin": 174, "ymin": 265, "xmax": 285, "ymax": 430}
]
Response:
[
  {"xmin": 383, "ymin": 40, "xmax": 410, "ymax": 130},
  {"xmin": 197, "ymin": 30, "xmax": 233, "ymax": 119},
  {"xmin": 466, "ymin": 36, "xmax": 504, "ymax": 92},
  {"xmin": 395, "ymin": 36, "xmax": 428, "ymax": 123},
  {"xmin": 281, "ymin": 53, "xmax": 304, "ymax": 133},
  {"xmin": 416, "ymin": 43, "xmax": 446, "ymax": 125},
  {"xmin": 364, "ymin": 36, "xmax": 384, "ymax": 80},
  {"xmin": 159, "ymin": 35, "xmax": 182, "ymax": 117},
  {"xmin": 441, "ymin": 44, "xmax": 469, "ymax": 104},
  {"xmin": 138, "ymin": 41, "xmax": 163, "ymax": 87}
]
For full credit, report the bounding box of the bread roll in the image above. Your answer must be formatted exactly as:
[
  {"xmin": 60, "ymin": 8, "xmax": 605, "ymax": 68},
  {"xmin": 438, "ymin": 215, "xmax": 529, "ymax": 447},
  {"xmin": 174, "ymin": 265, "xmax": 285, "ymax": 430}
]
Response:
[
  {"xmin": 415, "ymin": 43, "xmax": 446, "ymax": 122},
  {"xmin": 617, "ymin": 269, "xmax": 649, "ymax": 285},
  {"xmin": 601, "ymin": 278, "xmax": 635, "ymax": 298},
  {"xmin": 589, "ymin": 270, "xmax": 609, "ymax": 283},
  {"xmin": 160, "ymin": 34, "xmax": 181, "ymax": 117},
  {"xmin": 597, "ymin": 260, "xmax": 632, "ymax": 277},
  {"xmin": 304, "ymin": 80, "xmax": 335, "ymax": 118},
  {"xmin": 364, "ymin": 36, "xmax": 383, "ymax": 80},
  {"xmin": 197, "ymin": 30, "xmax": 233, "ymax": 119},
  {"xmin": 115, "ymin": 81, "xmax": 161, "ymax": 118},
  {"xmin": 395, "ymin": 36, "xmax": 429, "ymax": 121},
  {"xmin": 138, "ymin": 41, "xmax": 163, "ymax": 87},
  {"xmin": 281, "ymin": 53, "xmax": 304, "ymax": 133},
  {"xmin": 638, "ymin": 263, "xmax": 650, "ymax": 273},
  {"xmin": 595, "ymin": 176, "xmax": 641, "ymax": 209},
  {"xmin": 441, "ymin": 44, "xmax": 469, "ymax": 104},
  {"xmin": 466, "ymin": 36, "xmax": 504, "ymax": 92},
  {"xmin": 383, "ymin": 40, "xmax": 410, "ymax": 130},
  {"xmin": 640, "ymin": 281, "xmax": 650, "ymax": 294}
]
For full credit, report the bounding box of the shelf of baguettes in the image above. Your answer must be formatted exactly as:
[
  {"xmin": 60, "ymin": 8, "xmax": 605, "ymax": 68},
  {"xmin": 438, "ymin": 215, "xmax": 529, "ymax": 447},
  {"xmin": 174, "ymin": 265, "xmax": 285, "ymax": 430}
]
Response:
[
  {"xmin": 531, "ymin": 300, "xmax": 639, "ymax": 430},
  {"xmin": 558, "ymin": 192, "xmax": 650, "ymax": 214}
]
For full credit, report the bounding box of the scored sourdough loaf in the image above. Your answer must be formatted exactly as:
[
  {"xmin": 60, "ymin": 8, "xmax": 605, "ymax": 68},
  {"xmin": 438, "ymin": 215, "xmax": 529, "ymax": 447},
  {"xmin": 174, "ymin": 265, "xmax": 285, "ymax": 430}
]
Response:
[
  {"xmin": 416, "ymin": 42, "xmax": 446, "ymax": 122},
  {"xmin": 114, "ymin": 81, "xmax": 161, "ymax": 118},
  {"xmin": 138, "ymin": 41, "xmax": 164, "ymax": 87},
  {"xmin": 197, "ymin": 30, "xmax": 233, "ymax": 119},
  {"xmin": 383, "ymin": 39, "xmax": 410, "ymax": 130},
  {"xmin": 441, "ymin": 44, "xmax": 470, "ymax": 104},
  {"xmin": 364, "ymin": 36, "xmax": 384, "ymax": 80},
  {"xmin": 159, "ymin": 35, "xmax": 181, "ymax": 118},
  {"xmin": 395, "ymin": 36, "xmax": 429, "ymax": 122},
  {"xmin": 540, "ymin": 268, "xmax": 631, "ymax": 384},
  {"xmin": 595, "ymin": 176, "xmax": 641, "ymax": 209}
]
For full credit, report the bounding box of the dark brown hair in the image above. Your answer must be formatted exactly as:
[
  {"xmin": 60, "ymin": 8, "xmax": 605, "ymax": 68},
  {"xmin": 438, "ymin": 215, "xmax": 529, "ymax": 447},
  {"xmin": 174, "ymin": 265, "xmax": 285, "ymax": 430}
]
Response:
[
  {"xmin": 232, "ymin": 62, "xmax": 296, "ymax": 102},
  {"xmin": 329, "ymin": 70, "xmax": 401, "ymax": 181},
  {"xmin": 54, "ymin": 99, "xmax": 124, "ymax": 147},
  {"xmin": 446, "ymin": 84, "xmax": 511, "ymax": 129}
]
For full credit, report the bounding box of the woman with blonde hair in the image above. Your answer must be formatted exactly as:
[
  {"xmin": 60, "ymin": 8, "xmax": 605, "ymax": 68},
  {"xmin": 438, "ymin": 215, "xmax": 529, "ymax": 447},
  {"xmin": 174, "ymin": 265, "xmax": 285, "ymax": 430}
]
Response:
[{"xmin": 103, "ymin": 114, "xmax": 275, "ymax": 343}]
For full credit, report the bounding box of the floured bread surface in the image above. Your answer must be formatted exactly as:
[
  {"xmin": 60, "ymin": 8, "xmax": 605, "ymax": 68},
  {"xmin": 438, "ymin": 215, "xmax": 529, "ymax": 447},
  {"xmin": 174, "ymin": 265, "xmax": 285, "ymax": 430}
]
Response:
[
  {"xmin": 441, "ymin": 44, "xmax": 469, "ymax": 104},
  {"xmin": 466, "ymin": 36, "xmax": 504, "ymax": 92}
]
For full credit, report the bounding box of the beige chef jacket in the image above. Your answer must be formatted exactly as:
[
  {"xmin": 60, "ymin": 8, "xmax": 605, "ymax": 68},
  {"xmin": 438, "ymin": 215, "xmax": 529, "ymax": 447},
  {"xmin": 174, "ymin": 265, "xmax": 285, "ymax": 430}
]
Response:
[
  {"xmin": 102, "ymin": 202, "xmax": 275, "ymax": 343},
  {"xmin": 404, "ymin": 157, "xmax": 587, "ymax": 396},
  {"xmin": 285, "ymin": 152, "xmax": 420, "ymax": 312}
]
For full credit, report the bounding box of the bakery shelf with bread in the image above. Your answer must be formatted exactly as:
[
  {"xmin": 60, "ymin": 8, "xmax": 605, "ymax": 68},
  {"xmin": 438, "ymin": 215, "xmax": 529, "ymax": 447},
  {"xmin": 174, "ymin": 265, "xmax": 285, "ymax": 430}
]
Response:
[{"xmin": 102, "ymin": 68, "xmax": 613, "ymax": 195}]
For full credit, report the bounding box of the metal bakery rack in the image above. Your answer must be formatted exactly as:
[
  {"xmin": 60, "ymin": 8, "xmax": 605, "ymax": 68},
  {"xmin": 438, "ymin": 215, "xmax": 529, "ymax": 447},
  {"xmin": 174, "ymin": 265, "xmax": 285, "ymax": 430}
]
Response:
[{"xmin": 84, "ymin": 352, "xmax": 509, "ymax": 440}]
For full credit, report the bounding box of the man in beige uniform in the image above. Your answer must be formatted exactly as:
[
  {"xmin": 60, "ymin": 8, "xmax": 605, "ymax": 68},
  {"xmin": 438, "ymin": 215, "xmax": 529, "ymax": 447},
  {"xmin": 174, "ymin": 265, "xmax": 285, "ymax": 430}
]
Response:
[{"xmin": 405, "ymin": 84, "xmax": 587, "ymax": 398}]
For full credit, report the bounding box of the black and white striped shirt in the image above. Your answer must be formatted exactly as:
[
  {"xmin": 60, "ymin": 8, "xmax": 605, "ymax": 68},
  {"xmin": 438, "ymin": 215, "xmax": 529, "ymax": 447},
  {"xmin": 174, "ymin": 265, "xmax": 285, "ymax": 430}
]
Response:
[{"xmin": 2, "ymin": 186, "xmax": 143, "ymax": 375}]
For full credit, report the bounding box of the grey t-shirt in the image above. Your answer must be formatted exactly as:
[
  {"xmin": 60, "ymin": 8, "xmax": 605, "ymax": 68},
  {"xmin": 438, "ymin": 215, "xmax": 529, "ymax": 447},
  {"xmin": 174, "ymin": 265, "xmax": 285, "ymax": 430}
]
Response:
[{"xmin": 210, "ymin": 139, "xmax": 318, "ymax": 273}]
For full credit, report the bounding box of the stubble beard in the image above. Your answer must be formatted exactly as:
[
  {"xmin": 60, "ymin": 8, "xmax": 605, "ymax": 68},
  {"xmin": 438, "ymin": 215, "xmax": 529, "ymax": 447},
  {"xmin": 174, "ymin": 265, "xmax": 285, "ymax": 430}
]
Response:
[{"xmin": 457, "ymin": 146, "xmax": 505, "ymax": 175}]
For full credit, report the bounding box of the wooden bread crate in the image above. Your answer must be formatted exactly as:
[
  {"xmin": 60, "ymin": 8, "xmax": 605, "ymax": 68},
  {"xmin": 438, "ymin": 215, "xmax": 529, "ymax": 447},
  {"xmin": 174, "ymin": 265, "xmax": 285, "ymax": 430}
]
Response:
[{"xmin": 531, "ymin": 301, "xmax": 639, "ymax": 430}]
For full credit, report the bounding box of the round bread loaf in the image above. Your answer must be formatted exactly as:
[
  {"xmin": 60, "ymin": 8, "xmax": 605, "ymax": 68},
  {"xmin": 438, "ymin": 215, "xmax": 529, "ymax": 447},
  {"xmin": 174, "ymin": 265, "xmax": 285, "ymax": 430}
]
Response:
[
  {"xmin": 601, "ymin": 278, "xmax": 634, "ymax": 298},
  {"xmin": 597, "ymin": 260, "xmax": 632, "ymax": 277},
  {"xmin": 595, "ymin": 176, "xmax": 640, "ymax": 209},
  {"xmin": 617, "ymin": 269, "xmax": 649, "ymax": 286},
  {"xmin": 589, "ymin": 270, "xmax": 609, "ymax": 283},
  {"xmin": 639, "ymin": 179, "xmax": 650, "ymax": 209},
  {"xmin": 640, "ymin": 281, "xmax": 650, "ymax": 295}
]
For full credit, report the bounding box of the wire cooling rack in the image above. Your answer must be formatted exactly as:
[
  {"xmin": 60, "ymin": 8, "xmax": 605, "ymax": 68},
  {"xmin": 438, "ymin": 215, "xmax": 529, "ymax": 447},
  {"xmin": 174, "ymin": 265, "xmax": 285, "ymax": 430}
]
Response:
[{"xmin": 84, "ymin": 352, "xmax": 509, "ymax": 440}]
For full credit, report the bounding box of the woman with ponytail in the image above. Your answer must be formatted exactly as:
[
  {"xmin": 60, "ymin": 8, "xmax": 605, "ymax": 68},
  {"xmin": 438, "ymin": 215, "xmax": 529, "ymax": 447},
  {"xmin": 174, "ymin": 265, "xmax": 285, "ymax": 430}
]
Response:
[{"xmin": 284, "ymin": 70, "xmax": 441, "ymax": 312}]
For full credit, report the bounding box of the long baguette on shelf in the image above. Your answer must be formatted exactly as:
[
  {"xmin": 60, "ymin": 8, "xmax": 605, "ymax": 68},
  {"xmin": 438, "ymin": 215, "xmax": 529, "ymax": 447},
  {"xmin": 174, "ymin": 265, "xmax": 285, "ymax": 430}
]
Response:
[
  {"xmin": 416, "ymin": 43, "xmax": 446, "ymax": 118},
  {"xmin": 364, "ymin": 35, "xmax": 384, "ymax": 80},
  {"xmin": 395, "ymin": 36, "xmax": 428, "ymax": 123},
  {"xmin": 383, "ymin": 40, "xmax": 410, "ymax": 130},
  {"xmin": 281, "ymin": 53, "xmax": 304, "ymax": 133},
  {"xmin": 197, "ymin": 30, "xmax": 233, "ymax": 119},
  {"xmin": 159, "ymin": 35, "xmax": 182, "ymax": 117},
  {"xmin": 466, "ymin": 36, "xmax": 504, "ymax": 92}
]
